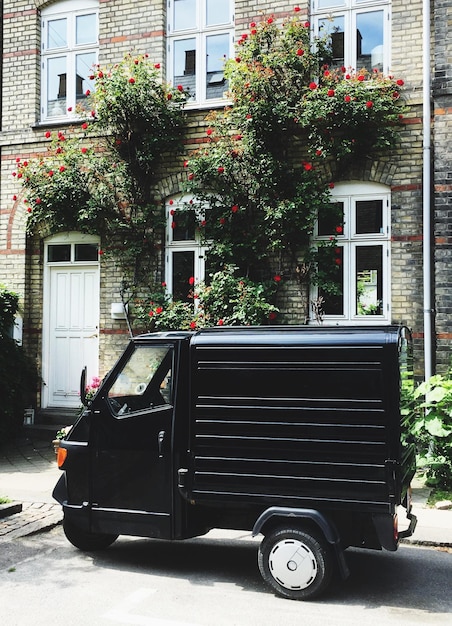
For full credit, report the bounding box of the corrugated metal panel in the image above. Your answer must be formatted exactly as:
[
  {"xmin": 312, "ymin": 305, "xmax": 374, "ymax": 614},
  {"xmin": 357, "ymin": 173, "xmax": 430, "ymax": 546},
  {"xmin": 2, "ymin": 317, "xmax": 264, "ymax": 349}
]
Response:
[{"xmin": 189, "ymin": 338, "xmax": 399, "ymax": 511}]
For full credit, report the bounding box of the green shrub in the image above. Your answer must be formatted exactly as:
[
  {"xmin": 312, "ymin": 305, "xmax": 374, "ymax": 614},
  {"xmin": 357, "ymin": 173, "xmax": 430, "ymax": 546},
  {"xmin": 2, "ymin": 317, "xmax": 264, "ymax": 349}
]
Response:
[
  {"xmin": 410, "ymin": 374, "xmax": 452, "ymax": 489},
  {"xmin": 0, "ymin": 285, "xmax": 39, "ymax": 445}
]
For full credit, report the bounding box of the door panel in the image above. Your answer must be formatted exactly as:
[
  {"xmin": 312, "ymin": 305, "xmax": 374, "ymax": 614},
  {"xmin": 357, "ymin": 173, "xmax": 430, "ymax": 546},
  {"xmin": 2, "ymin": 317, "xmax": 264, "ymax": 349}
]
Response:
[{"xmin": 47, "ymin": 266, "xmax": 99, "ymax": 407}]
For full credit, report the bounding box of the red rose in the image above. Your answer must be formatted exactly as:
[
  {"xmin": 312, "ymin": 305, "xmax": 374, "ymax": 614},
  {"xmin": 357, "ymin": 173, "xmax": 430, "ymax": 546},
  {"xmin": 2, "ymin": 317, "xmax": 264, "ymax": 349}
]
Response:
[
  {"xmin": 309, "ymin": 82, "xmax": 317, "ymax": 90},
  {"xmin": 188, "ymin": 276, "xmax": 195, "ymax": 285},
  {"xmin": 357, "ymin": 75, "xmax": 365, "ymax": 81},
  {"xmin": 304, "ymin": 21, "xmax": 310, "ymax": 28},
  {"xmin": 268, "ymin": 311, "xmax": 277, "ymax": 320},
  {"xmin": 98, "ymin": 71, "xmax": 103, "ymax": 78},
  {"xmin": 129, "ymin": 77, "xmax": 135, "ymax": 84},
  {"xmin": 45, "ymin": 131, "xmax": 51, "ymax": 138},
  {"xmin": 366, "ymin": 101, "xmax": 373, "ymax": 108},
  {"xmin": 327, "ymin": 89, "xmax": 335, "ymax": 97},
  {"xmin": 85, "ymin": 89, "xmax": 91, "ymax": 96},
  {"xmin": 294, "ymin": 6, "xmax": 301, "ymax": 12},
  {"xmin": 324, "ymin": 70, "xmax": 330, "ymax": 77},
  {"xmin": 335, "ymin": 258, "xmax": 342, "ymax": 265},
  {"xmin": 48, "ymin": 170, "xmax": 54, "ymax": 177},
  {"xmin": 235, "ymin": 57, "xmax": 241, "ymax": 63},
  {"xmin": 206, "ymin": 128, "xmax": 213, "ymax": 135},
  {"xmin": 218, "ymin": 166, "xmax": 225, "ymax": 174},
  {"xmin": 188, "ymin": 173, "xmax": 194, "ymax": 180},
  {"xmin": 81, "ymin": 122, "xmax": 88, "ymax": 130},
  {"xmin": 219, "ymin": 217, "xmax": 226, "ymax": 225},
  {"xmin": 156, "ymin": 306, "xmax": 163, "ymax": 314},
  {"xmin": 81, "ymin": 147, "xmax": 87, "ymax": 154},
  {"xmin": 396, "ymin": 79, "xmax": 404, "ymax": 86},
  {"xmin": 231, "ymin": 204, "xmax": 239, "ymax": 213},
  {"xmin": 251, "ymin": 29, "xmax": 257, "ymax": 35},
  {"xmin": 59, "ymin": 166, "xmax": 65, "ymax": 172},
  {"xmin": 35, "ymin": 198, "xmax": 41, "ymax": 204},
  {"xmin": 329, "ymin": 182, "xmax": 335, "ymax": 189},
  {"xmin": 315, "ymin": 149, "xmax": 322, "ymax": 156},
  {"xmin": 217, "ymin": 319, "xmax": 224, "ymax": 326},
  {"xmin": 296, "ymin": 49, "xmax": 304, "ymax": 56},
  {"xmin": 154, "ymin": 63, "xmax": 160, "ymax": 69},
  {"xmin": 267, "ymin": 17, "xmax": 273, "ymax": 24},
  {"xmin": 274, "ymin": 275, "xmax": 281, "ymax": 282},
  {"xmin": 177, "ymin": 84, "xmax": 183, "ymax": 91},
  {"xmin": 167, "ymin": 93, "xmax": 173, "ymax": 100},
  {"xmin": 344, "ymin": 95, "xmax": 351, "ymax": 102},
  {"xmin": 303, "ymin": 162, "xmax": 313, "ymax": 171},
  {"xmin": 335, "ymin": 225, "xmax": 343, "ymax": 233},
  {"xmin": 190, "ymin": 321, "xmax": 196, "ymax": 329}
]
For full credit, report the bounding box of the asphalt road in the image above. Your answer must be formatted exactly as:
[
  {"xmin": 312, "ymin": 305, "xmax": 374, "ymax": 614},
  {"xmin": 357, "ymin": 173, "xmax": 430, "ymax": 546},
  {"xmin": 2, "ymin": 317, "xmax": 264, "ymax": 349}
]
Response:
[{"xmin": 1, "ymin": 526, "xmax": 451, "ymax": 625}]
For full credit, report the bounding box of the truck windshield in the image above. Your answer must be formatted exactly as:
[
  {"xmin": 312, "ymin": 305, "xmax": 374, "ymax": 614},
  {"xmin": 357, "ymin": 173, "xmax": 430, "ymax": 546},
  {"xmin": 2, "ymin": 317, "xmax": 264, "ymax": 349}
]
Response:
[{"xmin": 107, "ymin": 345, "xmax": 173, "ymax": 417}]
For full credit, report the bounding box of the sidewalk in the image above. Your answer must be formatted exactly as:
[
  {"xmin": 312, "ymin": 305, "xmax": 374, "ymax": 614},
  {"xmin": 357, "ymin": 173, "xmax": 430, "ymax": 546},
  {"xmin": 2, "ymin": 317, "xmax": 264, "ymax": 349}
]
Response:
[
  {"xmin": 0, "ymin": 436, "xmax": 62, "ymax": 542},
  {"xmin": 0, "ymin": 435, "xmax": 451, "ymax": 546}
]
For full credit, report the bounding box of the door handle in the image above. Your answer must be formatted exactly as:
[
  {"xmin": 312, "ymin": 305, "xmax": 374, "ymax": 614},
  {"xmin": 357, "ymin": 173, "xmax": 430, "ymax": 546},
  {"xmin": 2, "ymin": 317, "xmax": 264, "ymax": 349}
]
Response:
[{"xmin": 158, "ymin": 430, "xmax": 165, "ymax": 458}]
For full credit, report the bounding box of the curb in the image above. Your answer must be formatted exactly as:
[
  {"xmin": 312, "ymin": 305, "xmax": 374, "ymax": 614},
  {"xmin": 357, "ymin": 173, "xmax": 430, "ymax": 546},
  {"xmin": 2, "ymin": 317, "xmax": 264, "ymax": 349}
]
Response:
[
  {"xmin": 0, "ymin": 502, "xmax": 63, "ymax": 542},
  {"xmin": 0, "ymin": 502, "xmax": 23, "ymax": 518}
]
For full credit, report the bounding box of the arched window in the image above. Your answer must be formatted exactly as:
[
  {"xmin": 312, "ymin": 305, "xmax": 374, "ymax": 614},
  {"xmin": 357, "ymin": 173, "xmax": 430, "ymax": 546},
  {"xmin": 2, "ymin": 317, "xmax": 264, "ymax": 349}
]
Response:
[
  {"xmin": 312, "ymin": 182, "xmax": 391, "ymax": 323},
  {"xmin": 41, "ymin": 0, "xmax": 99, "ymax": 121},
  {"xmin": 165, "ymin": 195, "xmax": 209, "ymax": 300}
]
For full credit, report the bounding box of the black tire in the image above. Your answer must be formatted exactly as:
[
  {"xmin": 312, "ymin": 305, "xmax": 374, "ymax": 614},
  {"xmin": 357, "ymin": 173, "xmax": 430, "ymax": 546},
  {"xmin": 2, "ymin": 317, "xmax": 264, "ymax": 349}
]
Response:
[
  {"xmin": 258, "ymin": 527, "xmax": 333, "ymax": 601},
  {"xmin": 63, "ymin": 517, "xmax": 118, "ymax": 551}
]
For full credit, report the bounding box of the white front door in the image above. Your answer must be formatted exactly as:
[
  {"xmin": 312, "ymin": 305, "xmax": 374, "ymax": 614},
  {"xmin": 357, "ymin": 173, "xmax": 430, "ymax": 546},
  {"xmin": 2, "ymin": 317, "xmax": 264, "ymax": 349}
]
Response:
[{"xmin": 43, "ymin": 234, "xmax": 100, "ymax": 409}]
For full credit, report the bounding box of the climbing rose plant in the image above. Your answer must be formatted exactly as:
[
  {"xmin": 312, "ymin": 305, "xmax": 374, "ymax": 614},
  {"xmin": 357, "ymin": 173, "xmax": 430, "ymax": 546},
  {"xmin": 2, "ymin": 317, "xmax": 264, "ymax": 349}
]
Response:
[
  {"xmin": 183, "ymin": 11, "xmax": 405, "ymax": 318},
  {"xmin": 15, "ymin": 53, "xmax": 188, "ymax": 293}
]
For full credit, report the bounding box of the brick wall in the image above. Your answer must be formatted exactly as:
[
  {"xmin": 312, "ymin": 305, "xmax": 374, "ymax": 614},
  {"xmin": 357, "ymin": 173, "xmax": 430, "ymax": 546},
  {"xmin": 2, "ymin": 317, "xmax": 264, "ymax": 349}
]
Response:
[{"xmin": 0, "ymin": 0, "xmax": 450, "ymax": 411}]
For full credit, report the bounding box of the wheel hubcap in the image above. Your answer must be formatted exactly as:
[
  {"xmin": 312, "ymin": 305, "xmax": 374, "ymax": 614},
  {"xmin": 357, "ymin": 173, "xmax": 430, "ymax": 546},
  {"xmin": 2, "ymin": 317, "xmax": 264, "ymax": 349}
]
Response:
[{"xmin": 269, "ymin": 539, "xmax": 317, "ymax": 590}]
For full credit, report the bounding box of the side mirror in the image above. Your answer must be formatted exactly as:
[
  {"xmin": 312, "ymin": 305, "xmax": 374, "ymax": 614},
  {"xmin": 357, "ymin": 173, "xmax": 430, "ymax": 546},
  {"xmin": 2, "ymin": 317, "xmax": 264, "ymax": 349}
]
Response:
[{"xmin": 80, "ymin": 366, "xmax": 87, "ymax": 406}]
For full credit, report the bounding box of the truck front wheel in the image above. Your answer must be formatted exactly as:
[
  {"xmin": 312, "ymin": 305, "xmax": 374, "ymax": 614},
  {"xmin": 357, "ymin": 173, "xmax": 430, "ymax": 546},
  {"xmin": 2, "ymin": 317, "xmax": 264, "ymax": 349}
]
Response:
[
  {"xmin": 63, "ymin": 517, "xmax": 118, "ymax": 551},
  {"xmin": 258, "ymin": 527, "xmax": 333, "ymax": 600}
]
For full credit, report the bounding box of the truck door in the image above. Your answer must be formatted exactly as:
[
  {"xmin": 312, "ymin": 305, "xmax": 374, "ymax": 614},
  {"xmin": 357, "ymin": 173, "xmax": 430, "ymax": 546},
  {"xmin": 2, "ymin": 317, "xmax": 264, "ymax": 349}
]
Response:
[{"xmin": 90, "ymin": 343, "xmax": 176, "ymax": 539}]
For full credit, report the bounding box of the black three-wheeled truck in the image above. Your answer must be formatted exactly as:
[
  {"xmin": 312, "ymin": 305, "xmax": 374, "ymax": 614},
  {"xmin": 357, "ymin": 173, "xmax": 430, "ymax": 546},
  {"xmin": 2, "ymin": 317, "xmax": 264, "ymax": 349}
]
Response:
[{"xmin": 53, "ymin": 325, "xmax": 417, "ymax": 600}]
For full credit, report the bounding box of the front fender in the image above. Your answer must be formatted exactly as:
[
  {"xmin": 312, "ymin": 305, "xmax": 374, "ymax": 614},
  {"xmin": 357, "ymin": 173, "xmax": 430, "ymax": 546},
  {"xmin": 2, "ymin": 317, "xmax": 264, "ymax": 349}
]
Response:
[{"xmin": 52, "ymin": 474, "xmax": 68, "ymax": 505}]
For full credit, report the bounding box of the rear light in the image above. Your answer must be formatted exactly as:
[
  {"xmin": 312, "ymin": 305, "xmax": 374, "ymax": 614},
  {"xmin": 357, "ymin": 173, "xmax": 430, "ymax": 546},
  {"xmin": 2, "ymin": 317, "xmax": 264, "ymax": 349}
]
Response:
[
  {"xmin": 57, "ymin": 446, "xmax": 68, "ymax": 468},
  {"xmin": 393, "ymin": 513, "xmax": 399, "ymax": 543}
]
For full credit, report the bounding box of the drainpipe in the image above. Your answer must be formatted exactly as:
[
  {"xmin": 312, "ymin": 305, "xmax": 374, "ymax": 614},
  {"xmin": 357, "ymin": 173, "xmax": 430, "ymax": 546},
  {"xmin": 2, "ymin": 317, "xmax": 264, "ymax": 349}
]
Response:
[{"xmin": 422, "ymin": 0, "xmax": 433, "ymax": 381}]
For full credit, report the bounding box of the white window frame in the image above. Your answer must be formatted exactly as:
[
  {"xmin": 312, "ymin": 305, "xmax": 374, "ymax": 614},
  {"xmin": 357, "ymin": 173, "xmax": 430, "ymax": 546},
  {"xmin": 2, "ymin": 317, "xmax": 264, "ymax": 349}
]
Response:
[
  {"xmin": 165, "ymin": 195, "xmax": 208, "ymax": 300},
  {"xmin": 41, "ymin": 0, "xmax": 99, "ymax": 122},
  {"xmin": 311, "ymin": 182, "xmax": 391, "ymax": 324},
  {"xmin": 167, "ymin": 0, "xmax": 234, "ymax": 108},
  {"xmin": 311, "ymin": 0, "xmax": 391, "ymax": 74}
]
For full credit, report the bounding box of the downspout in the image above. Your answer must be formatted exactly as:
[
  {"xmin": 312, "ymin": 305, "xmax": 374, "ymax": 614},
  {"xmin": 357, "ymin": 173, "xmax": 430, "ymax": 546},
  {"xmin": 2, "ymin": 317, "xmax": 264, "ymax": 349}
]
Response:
[{"xmin": 422, "ymin": 0, "xmax": 433, "ymax": 380}]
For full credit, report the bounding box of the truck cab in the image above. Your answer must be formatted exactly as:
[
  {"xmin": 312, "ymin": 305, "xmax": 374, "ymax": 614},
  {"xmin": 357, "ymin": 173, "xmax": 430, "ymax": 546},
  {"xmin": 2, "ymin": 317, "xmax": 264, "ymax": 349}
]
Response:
[{"xmin": 54, "ymin": 325, "xmax": 417, "ymax": 600}]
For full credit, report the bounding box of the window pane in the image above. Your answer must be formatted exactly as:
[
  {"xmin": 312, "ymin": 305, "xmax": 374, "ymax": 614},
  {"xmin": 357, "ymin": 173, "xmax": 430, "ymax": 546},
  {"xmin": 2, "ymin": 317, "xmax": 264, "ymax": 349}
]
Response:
[
  {"xmin": 174, "ymin": 0, "xmax": 196, "ymax": 30},
  {"xmin": 107, "ymin": 345, "xmax": 173, "ymax": 414},
  {"xmin": 174, "ymin": 38, "xmax": 196, "ymax": 98},
  {"xmin": 76, "ymin": 13, "xmax": 97, "ymax": 45},
  {"xmin": 317, "ymin": 0, "xmax": 345, "ymax": 7},
  {"xmin": 172, "ymin": 210, "xmax": 197, "ymax": 241},
  {"xmin": 75, "ymin": 244, "xmax": 98, "ymax": 261},
  {"xmin": 356, "ymin": 11, "xmax": 384, "ymax": 72},
  {"xmin": 356, "ymin": 246, "xmax": 383, "ymax": 315},
  {"xmin": 76, "ymin": 52, "xmax": 96, "ymax": 104},
  {"xmin": 318, "ymin": 246, "xmax": 344, "ymax": 316},
  {"xmin": 206, "ymin": 33, "xmax": 228, "ymax": 99},
  {"xmin": 318, "ymin": 201, "xmax": 344, "ymax": 236},
  {"xmin": 206, "ymin": 0, "xmax": 231, "ymax": 26},
  {"xmin": 356, "ymin": 199, "xmax": 383, "ymax": 234},
  {"xmin": 47, "ymin": 18, "xmax": 67, "ymax": 49},
  {"xmin": 48, "ymin": 244, "xmax": 71, "ymax": 262},
  {"xmin": 47, "ymin": 56, "xmax": 67, "ymax": 117},
  {"xmin": 172, "ymin": 251, "xmax": 195, "ymax": 300},
  {"xmin": 319, "ymin": 16, "xmax": 345, "ymax": 69}
]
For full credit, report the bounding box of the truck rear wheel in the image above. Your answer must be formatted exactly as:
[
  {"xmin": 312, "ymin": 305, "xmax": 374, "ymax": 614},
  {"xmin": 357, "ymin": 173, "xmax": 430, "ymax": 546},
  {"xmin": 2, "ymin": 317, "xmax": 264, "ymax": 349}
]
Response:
[
  {"xmin": 63, "ymin": 517, "xmax": 118, "ymax": 551},
  {"xmin": 258, "ymin": 527, "xmax": 333, "ymax": 600}
]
